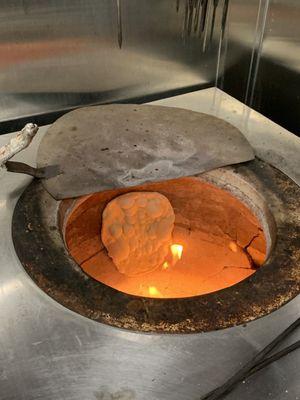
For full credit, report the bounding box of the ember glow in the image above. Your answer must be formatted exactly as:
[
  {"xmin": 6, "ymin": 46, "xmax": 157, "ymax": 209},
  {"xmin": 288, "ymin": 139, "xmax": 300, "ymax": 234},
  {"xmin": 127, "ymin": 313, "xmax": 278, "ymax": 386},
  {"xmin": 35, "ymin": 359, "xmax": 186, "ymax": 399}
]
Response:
[
  {"xmin": 162, "ymin": 244, "xmax": 184, "ymax": 270},
  {"xmin": 65, "ymin": 176, "xmax": 267, "ymax": 299},
  {"xmin": 162, "ymin": 261, "xmax": 169, "ymax": 270},
  {"xmin": 148, "ymin": 286, "xmax": 161, "ymax": 296},
  {"xmin": 171, "ymin": 244, "xmax": 183, "ymax": 261},
  {"xmin": 229, "ymin": 241, "xmax": 238, "ymax": 253}
]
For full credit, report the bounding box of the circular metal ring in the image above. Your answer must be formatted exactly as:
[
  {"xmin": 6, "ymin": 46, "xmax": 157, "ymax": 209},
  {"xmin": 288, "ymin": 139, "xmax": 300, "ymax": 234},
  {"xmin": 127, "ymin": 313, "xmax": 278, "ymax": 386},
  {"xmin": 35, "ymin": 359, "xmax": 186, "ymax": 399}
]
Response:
[{"xmin": 12, "ymin": 159, "xmax": 300, "ymax": 333}]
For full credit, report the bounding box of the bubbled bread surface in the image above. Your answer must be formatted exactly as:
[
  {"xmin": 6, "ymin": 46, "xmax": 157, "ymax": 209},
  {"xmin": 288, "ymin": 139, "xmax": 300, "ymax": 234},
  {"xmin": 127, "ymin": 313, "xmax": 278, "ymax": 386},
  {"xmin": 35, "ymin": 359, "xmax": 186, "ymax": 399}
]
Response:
[{"xmin": 101, "ymin": 192, "xmax": 175, "ymax": 276}]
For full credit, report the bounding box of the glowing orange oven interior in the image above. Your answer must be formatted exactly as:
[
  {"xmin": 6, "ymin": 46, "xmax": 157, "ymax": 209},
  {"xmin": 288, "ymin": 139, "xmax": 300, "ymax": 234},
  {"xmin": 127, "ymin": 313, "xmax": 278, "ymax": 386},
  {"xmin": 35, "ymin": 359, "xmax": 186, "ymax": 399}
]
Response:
[{"xmin": 63, "ymin": 177, "xmax": 266, "ymax": 299}]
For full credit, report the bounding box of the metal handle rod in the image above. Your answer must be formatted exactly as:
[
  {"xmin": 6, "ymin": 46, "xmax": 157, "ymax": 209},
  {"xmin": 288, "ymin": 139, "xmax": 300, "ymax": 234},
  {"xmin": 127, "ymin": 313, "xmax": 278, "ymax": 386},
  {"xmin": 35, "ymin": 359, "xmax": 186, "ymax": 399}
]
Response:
[{"xmin": 200, "ymin": 316, "xmax": 300, "ymax": 399}]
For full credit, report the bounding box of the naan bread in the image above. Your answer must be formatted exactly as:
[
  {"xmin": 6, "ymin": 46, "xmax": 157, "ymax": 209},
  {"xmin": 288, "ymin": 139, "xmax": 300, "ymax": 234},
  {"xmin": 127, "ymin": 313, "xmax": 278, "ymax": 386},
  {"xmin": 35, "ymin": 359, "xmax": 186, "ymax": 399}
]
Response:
[{"xmin": 101, "ymin": 192, "xmax": 175, "ymax": 276}]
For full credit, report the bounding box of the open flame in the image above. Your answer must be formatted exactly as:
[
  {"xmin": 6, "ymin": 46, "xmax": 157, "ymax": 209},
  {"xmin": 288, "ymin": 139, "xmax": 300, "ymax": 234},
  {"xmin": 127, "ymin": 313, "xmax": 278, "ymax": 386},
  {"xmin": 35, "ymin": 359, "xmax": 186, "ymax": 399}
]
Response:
[
  {"xmin": 162, "ymin": 244, "xmax": 184, "ymax": 270},
  {"xmin": 162, "ymin": 261, "xmax": 169, "ymax": 270},
  {"xmin": 149, "ymin": 244, "xmax": 184, "ymax": 295},
  {"xmin": 171, "ymin": 244, "xmax": 183, "ymax": 260},
  {"xmin": 148, "ymin": 286, "xmax": 161, "ymax": 296}
]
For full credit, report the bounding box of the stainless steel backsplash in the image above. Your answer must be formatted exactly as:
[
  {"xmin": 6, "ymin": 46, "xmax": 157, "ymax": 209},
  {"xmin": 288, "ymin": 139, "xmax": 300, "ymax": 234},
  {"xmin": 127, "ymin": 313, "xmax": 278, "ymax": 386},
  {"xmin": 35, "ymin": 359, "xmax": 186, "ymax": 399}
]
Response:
[
  {"xmin": 223, "ymin": 0, "xmax": 300, "ymax": 134},
  {"xmin": 0, "ymin": 0, "xmax": 222, "ymax": 130},
  {"xmin": 0, "ymin": 0, "xmax": 299, "ymax": 134}
]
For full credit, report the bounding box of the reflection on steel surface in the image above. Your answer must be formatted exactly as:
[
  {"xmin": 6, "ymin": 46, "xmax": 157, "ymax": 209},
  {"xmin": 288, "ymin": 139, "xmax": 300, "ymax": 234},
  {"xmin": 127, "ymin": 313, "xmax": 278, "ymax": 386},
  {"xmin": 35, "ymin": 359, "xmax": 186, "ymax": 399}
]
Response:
[
  {"xmin": 223, "ymin": 0, "xmax": 300, "ymax": 134},
  {"xmin": 0, "ymin": 0, "xmax": 228, "ymax": 127}
]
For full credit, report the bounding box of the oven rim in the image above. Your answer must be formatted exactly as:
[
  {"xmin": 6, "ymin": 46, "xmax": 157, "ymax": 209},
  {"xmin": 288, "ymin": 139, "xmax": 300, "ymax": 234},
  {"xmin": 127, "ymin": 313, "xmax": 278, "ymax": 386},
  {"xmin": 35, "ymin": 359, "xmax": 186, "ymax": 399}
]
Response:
[{"xmin": 12, "ymin": 158, "xmax": 300, "ymax": 333}]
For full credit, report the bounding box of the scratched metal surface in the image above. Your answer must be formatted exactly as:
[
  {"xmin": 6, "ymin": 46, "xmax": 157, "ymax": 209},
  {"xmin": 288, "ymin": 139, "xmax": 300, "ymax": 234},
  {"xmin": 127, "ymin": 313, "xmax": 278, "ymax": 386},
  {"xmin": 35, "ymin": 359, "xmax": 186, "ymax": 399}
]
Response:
[
  {"xmin": 223, "ymin": 0, "xmax": 300, "ymax": 135},
  {"xmin": 0, "ymin": 89, "xmax": 299, "ymax": 400},
  {"xmin": 0, "ymin": 0, "xmax": 227, "ymax": 129},
  {"xmin": 153, "ymin": 88, "xmax": 300, "ymax": 186},
  {"xmin": 37, "ymin": 103, "xmax": 254, "ymax": 199}
]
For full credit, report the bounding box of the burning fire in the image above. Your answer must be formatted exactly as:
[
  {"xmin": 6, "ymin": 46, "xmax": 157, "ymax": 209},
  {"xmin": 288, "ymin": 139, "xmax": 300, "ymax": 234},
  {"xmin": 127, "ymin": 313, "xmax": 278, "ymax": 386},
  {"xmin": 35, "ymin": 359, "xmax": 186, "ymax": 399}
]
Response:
[
  {"xmin": 148, "ymin": 286, "xmax": 161, "ymax": 296},
  {"xmin": 162, "ymin": 262, "xmax": 169, "ymax": 270},
  {"xmin": 162, "ymin": 244, "xmax": 184, "ymax": 270},
  {"xmin": 171, "ymin": 244, "xmax": 183, "ymax": 260},
  {"xmin": 148, "ymin": 244, "xmax": 183, "ymax": 296}
]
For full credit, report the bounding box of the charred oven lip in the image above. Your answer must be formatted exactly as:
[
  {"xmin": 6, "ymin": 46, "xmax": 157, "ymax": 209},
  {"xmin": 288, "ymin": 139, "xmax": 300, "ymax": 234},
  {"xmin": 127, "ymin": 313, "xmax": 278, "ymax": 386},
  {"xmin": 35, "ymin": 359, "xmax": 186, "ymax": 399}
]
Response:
[{"xmin": 12, "ymin": 159, "xmax": 300, "ymax": 333}]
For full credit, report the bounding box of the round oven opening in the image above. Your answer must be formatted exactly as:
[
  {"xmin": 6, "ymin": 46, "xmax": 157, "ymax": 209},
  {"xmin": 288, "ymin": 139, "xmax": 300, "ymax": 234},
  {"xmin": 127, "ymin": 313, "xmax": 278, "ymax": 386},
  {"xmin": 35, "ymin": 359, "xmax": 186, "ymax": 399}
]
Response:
[
  {"xmin": 13, "ymin": 159, "xmax": 299, "ymax": 332},
  {"xmin": 61, "ymin": 174, "xmax": 271, "ymax": 299}
]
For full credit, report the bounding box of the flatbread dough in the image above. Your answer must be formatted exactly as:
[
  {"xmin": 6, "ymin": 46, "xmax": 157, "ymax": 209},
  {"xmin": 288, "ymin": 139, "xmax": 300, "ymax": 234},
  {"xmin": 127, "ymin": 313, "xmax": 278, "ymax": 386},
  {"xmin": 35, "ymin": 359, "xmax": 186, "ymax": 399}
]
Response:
[{"xmin": 101, "ymin": 192, "xmax": 175, "ymax": 276}]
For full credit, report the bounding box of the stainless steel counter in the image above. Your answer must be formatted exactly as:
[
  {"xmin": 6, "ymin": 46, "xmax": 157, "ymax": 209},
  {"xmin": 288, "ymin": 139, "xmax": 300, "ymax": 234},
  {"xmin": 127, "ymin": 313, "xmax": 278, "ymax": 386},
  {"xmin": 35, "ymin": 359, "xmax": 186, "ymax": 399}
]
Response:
[{"xmin": 0, "ymin": 88, "xmax": 299, "ymax": 400}]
